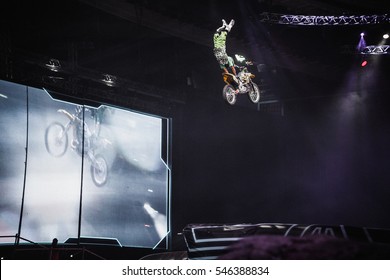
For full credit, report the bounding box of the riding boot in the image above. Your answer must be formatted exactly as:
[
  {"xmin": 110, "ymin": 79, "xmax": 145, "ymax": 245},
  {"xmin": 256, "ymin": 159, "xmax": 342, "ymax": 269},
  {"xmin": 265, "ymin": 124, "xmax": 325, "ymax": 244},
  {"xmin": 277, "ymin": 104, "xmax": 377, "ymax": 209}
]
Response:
[
  {"xmin": 216, "ymin": 19, "xmax": 227, "ymax": 33},
  {"xmin": 225, "ymin": 19, "xmax": 235, "ymax": 32}
]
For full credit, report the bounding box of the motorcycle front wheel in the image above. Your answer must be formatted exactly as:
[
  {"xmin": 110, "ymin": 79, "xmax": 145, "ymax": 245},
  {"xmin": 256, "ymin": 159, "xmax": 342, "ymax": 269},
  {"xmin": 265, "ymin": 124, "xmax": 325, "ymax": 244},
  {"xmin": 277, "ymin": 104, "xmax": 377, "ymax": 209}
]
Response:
[
  {"xmin": 91, "ymin": 154, "xmax": 108, "ymax": 187},
  {"xmin": 45, "ymin": 122, "xmax": 68, "ymax": 157},
  {"xmin": 222, "ymin": 84, "xmax": 237, "ymax": 105},
  {"xmin": 248, "ymin": 82, "xmax": 260, "ymax": 103}
]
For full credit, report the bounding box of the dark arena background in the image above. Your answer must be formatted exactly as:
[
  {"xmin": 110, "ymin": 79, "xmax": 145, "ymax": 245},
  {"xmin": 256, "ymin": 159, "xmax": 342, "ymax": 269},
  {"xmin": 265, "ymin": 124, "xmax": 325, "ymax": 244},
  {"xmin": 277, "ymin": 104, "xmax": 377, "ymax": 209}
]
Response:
[{"xmin": 1, "ymin": 0, "xmax": 390, "ymax": 260}]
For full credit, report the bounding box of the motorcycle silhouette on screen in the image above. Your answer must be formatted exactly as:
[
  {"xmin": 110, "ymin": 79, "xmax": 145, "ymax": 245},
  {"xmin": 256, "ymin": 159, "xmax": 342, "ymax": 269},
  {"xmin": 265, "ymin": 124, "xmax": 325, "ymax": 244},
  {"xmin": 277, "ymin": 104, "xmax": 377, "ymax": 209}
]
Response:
[{"xmin": 44, "ymin": 106, "xmax": 110, "ymax": 186}]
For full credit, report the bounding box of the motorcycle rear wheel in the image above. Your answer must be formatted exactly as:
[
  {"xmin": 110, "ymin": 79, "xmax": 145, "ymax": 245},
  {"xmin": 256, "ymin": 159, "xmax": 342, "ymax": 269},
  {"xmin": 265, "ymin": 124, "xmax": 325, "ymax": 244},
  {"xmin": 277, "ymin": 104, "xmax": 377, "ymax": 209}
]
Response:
[
  {"xmin": 222, "ymin": 84, "xmax": 237, "ymax": 105},
  {"xmin": 248, "ymin": 82, "xmax": 260, "ymax": 103}
]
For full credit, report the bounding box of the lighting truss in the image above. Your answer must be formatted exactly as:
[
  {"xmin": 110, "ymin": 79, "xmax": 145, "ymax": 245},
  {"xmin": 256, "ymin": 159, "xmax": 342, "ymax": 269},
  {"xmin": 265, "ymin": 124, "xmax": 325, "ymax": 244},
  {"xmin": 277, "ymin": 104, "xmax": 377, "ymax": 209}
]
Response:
[
  {"xmin": 361, "ymin": 45, "xmax": 389, "ymax": 54},
  {"xmin": 259, "ymin": 12, "xmax": 389, "ymax": 25}
]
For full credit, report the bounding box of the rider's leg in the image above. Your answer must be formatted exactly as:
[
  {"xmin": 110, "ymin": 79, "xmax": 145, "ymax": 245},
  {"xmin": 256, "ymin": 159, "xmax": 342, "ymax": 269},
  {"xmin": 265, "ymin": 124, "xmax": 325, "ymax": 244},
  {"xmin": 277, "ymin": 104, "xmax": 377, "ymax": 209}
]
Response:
[
  {"xmin": 231, "ymin": 66, "xmax": 237, "ymax": 76},
  {"xmin": 87, "ymin": 149, "xmax": 100, "ymax": 169},
  {"xmin": 230, "ymin": 66, "xmax": 239, "ymax": 93}
]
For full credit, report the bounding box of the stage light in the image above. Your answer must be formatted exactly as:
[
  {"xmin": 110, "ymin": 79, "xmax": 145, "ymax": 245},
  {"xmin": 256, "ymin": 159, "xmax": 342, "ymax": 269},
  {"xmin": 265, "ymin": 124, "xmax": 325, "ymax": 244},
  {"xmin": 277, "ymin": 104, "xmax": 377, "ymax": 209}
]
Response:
[
  {"xmin": 361, "ymin": 60, "xmax": 368, "ymax": 67},
  {"xmin": 45, "ymin": 59, "xmax": 61, "ymax": 72},
  {"xmin": 102, "ymin": 74, "xmax": 117, "ymax": 87},
  {"xmin": 384, "ymin": 34, "xmax": 389, "ymax": 39},
  {"xmin": 357, "ymin": 33, "xmax": 366, "ymax": 52}
]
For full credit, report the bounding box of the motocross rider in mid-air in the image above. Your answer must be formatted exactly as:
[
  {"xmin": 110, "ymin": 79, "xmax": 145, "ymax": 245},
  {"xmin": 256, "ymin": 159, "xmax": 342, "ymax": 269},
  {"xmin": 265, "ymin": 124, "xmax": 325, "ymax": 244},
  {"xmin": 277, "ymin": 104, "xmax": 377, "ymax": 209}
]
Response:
[
  {"xmin": 213, "ymin": 19, "xmax": 258, "ymax": 104},
  {"xmin": 57, "ymin": 106, "xmax": 97, "ymax": 163},
  {"xmin": 213, "ymin": 19, "xmax": 237, "ymax": 77}
]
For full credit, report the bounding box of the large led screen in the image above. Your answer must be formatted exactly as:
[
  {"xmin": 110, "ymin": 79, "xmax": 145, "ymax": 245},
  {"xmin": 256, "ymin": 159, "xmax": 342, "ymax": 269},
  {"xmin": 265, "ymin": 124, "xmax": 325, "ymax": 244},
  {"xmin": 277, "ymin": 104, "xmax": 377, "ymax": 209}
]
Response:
[
  {"xmin": 80, "ymin": 104, "xmax": 170, "ymax": 248},
  {"xmin": 0, "ymin": 80, "xmax": 171, "ymax": 248},
  {"xmin": 0, "ymin": 81, "xmax": 27, "ymax": 243}
]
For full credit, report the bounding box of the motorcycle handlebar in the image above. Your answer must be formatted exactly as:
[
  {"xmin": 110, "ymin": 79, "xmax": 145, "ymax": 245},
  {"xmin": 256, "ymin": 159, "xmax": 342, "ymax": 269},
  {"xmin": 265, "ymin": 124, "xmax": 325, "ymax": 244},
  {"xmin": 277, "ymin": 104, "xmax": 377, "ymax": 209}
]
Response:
[{"xmin": 234, "ymin": 62, "xmax": 253, "ymax": 70}]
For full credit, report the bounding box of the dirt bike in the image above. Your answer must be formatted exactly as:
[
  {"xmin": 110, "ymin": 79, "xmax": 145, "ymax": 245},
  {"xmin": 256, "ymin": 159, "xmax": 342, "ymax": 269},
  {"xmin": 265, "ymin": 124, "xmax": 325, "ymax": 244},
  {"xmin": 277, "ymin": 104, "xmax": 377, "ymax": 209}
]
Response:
[
  {"xmin": 222, "ymin": 64, "xmax": 260, "ymax": 105},
  {"xmin": 44, "ymin": 106, "xmax": 110, "ymax": 186}
]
